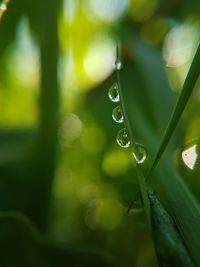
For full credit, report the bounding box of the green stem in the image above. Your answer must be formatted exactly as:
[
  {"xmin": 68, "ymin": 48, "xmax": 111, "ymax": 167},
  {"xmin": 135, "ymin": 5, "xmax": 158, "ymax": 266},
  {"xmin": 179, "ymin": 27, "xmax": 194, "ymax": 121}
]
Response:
[
  {"xmin": 116, "ymin": 47, "xmax": 151, "ymax": 224},
  {"xmin": 34, "ymin": 0, "xmax": 59, "ymax": 232}
]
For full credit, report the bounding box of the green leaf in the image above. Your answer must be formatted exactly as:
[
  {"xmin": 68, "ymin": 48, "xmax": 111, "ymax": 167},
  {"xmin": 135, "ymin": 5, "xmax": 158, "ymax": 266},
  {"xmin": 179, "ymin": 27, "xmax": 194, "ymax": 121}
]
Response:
[
  {"xmin": 148, "ymin": 190, "xmax": 194, "ymax": 267},
  {"xmin": 116, "ymin": 50, "xmax": 151, "ymax": 224},
  {"xmin": 0, "ymin": 211, "xmax": 45, "ymax": 267},
  {"xmin": 155, "ymin": 158, "xmax": 200, "ymax": 267},
  {"xmin": 119, "ymin": 37, "xmax": 200, "ymax": 267},
  {"xmin": 0, "ymin": 212, "xmax": 113, "ymax": 267},
  {"xmin": 131, "ymin": 36, "xmax": 175, "ymax": 131}
]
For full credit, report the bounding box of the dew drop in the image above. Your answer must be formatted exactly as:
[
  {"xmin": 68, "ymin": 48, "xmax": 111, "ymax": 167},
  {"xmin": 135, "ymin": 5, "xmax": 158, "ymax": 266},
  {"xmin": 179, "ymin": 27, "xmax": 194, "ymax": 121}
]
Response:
[
  {"xmin": 182, "ymin": 144, "xmax": 198, "ymax": 170},
  {"xmin": 132, "ymin": 143, "xmax": 147, "ymax": 164},
  {"xmin": 114, "ymin": 59, "xmax": 123, "ymax": 70},
  {"xmin": 112, "ymin": 106, "xmax": 124, "ymax": 123},
  {"xmin": 116, "ymin": 128, "xmax": 130, "ymax": 148},
  {"xmin": 108, "ymin": 83, "xmax": 120, "ymax": 103}
]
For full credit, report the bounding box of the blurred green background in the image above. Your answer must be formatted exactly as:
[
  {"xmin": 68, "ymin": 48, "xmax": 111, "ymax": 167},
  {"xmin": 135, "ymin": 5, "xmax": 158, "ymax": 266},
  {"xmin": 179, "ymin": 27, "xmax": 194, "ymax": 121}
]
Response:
[{"xmin": 0, "ymin": 0, "xmax": 200, "ymax": 266}]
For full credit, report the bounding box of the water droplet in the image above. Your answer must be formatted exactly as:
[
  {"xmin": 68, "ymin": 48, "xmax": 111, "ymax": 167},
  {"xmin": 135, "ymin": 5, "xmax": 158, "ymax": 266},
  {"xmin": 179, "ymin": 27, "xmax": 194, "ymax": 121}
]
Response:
[
  {"xmin": 112, "ymin": 106, "xmax": 124, "ymax": 123},
  {"xmin": 114, "ymin": 59, "xmax": 123, "ymax": 70},
  {"xmin": 132, "ymin": 143, "xmax": 147, "ymax": 164},
  {"xmin": 108, "ymin": 83, "xmax": 120, "ymax": 103},
  {"xmin": 182, "ymin": 144, "xmax": 198, "ymax": 170},
  {"xmin": 116, "ymin": 128, "xmax": 130, "ymax": 148}
]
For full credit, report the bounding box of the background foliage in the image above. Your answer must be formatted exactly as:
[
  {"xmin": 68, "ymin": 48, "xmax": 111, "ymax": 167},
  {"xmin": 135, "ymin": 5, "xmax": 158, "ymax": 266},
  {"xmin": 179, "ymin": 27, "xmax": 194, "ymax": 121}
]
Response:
[{"xmin": 0, "ymin": 0, "xmax": 200, "ymax": 266}]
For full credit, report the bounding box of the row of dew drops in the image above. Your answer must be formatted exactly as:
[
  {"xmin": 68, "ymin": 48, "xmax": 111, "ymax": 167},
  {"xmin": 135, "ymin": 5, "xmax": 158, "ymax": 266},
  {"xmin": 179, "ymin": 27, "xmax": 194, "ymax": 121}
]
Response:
[{"xmin": 108, "ymin": 58, "xmax": 147, "ymax": 165}]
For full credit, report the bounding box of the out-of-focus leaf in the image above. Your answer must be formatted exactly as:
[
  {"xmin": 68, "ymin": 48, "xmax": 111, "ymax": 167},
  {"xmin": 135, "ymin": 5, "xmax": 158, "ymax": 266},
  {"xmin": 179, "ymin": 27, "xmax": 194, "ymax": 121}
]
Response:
[
  {"xmin": 131, "ymin": 36, "xmax": 175, "ymax": 132},
  {"xmin": 0, "ymin": 129, "xmax": 35, "ymax": 163},
  {"xmin": 0, "ymin": 129, "xmax": 37, "ymax": 215},
  {"xmin": 0, "ymin": 211, "xmax": 45, "ymax": 267},
  {"xmin": 148, "ymin": 42, "xmax": 200, "ymax": 176},
  {"xmin": 0, "ymin": 0, "xmax": 25, "ymax": 53},
  {"xmin": 121, "ymin": 35, "xmax": 200, "ymax": 266},
  {"xmin": 0, "ymin": 212, "xmax": 114, "ymax": 267}
]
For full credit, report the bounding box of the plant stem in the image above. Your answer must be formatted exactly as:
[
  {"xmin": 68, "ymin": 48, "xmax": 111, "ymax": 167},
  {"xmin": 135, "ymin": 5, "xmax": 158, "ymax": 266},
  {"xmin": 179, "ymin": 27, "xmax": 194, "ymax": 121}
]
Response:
[
  {"xmin": 116, "ymin": 47, "xmax": 151, "ymax": 224},
  {"xmin": 34, "ymin": 0, "xmax": 59, "ymax": 232}
]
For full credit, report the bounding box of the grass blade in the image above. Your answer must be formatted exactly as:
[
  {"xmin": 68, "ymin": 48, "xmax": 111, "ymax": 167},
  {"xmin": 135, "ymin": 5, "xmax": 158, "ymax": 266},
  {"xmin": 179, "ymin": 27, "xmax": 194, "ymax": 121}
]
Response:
[
  {"xmin": 155, "ymin": 157, "xmax": 200, "ymax": 267},
  {"xmin": 116, "ymin": 47, "xmax": 151, "ymax": 224},
  {"xmin": 119, "ymin": 39, "xmax": 200, "ymax": 266},
  {"xmin": 148, "ymin": 42, "xmax": 200, "ymax": 176}
]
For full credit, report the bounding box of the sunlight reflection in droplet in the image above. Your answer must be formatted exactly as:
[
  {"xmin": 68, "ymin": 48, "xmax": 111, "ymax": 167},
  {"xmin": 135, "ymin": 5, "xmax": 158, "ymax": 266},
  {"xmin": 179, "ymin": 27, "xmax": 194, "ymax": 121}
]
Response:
[{"xmin": 182, "ymin": 144, "xmax": 198, "ymax": 170}]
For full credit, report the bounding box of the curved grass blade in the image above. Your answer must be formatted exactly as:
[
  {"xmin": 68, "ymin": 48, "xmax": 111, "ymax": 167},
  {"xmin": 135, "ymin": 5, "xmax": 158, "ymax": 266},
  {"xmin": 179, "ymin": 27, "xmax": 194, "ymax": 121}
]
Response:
[
  {"xmin": 118, "ymin": 40, "xmax": 200, "ymax": 266},
  {"xmin": 0, "ymin": 212, "xmax": 114, "ymax": 267},
  {"xmin": 147, "ymin": 42, "xmax": 200, "ymax": 177}
]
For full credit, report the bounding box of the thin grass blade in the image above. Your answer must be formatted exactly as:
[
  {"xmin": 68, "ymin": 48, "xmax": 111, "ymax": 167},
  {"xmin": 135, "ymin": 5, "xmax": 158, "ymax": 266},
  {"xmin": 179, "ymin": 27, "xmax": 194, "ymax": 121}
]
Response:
[
  {"xmin": 119, "ymin": 40, "xmax": 200, "ymax": 266},
  {"xmin": 148, "ymin": 42, "xmax": 200, "ymax": 176},
  {"xmin": 115, "ymin": 47, "xmax": 151, "ymax": 224}
]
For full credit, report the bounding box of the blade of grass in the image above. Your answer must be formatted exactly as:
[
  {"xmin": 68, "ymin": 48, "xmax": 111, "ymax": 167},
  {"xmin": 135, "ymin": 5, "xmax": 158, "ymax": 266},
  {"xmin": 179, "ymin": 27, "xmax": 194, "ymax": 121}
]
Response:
[
  {"xmin": 147, "ymin": 42, "xmax": 200, "ymax": 177},
  {"xmin": 136, "ymin": 39, "xmax": 200, "ymax": 266},
  {"xmin": 35, "ymin": 0, "xmax": 59, "ymax": 231},
  {"xmin": 155, "ymin": 157, "xmax": 200, "ymax": 267},
  {"xmin": 121, "ymin": 39, "xmax": 200, "ymax": 266},
  {"xmin": 116, "ymin": 47, "xmax": 151, "ymax": 225}
]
